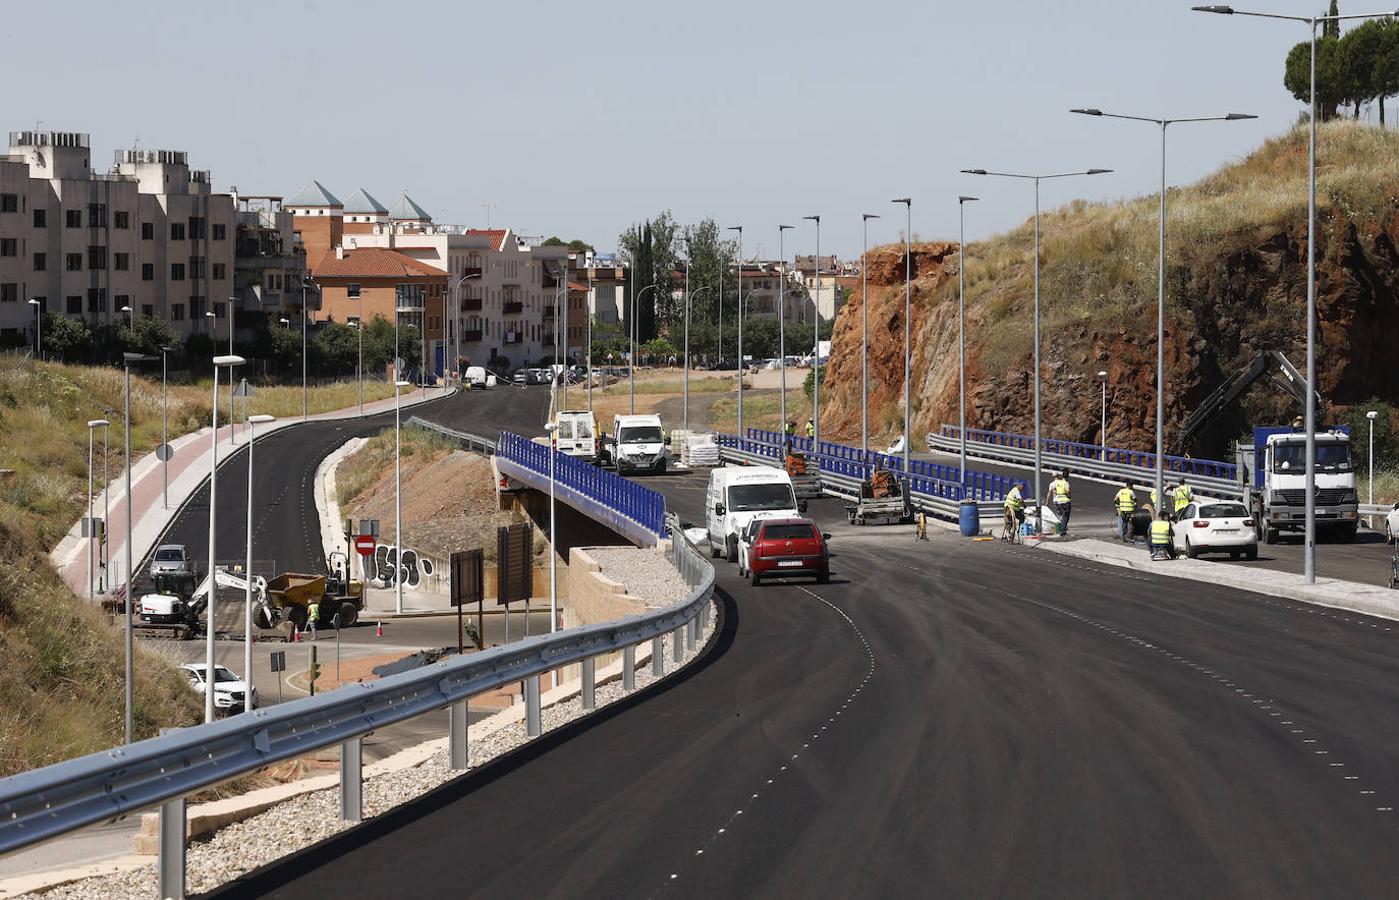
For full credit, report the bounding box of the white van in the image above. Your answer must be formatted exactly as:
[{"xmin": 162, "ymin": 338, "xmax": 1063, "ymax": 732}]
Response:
[
  {"xmin": 464, "ymin": 366, "xmax": 488, "ymax": 388},
  {"xmin": 554, "ymin": 410, "xmax": 599, "ymax": 463},
  {"xmin": 609, "ymin": 414, "xmax": 668, "ymax": 474},
  {"xmin": 706, "ymin": 466, "xmax": 802, "ymax": 562}
]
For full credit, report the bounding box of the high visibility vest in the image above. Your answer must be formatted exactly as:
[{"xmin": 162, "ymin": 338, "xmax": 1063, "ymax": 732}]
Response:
[
  {"xmin": 1005, "ymin": 487, "xmax": 1024, "ymax": 512},
  {"xmin": 1173, "ymin": 484, "xmax": 1193, "ymax": 512},
  {"xmin": 1051, "ymin": 478, "xmax": 1071, "ymax": 502},
  {"xmin": 805, "ymin": 422, "xmax": 815, "ymax": 438},
  {"xmin": 1115, "ymin": 488, "xmax": 1136, "ymax": 514},
  {"xmin": 307, "ymin": 602, "xmax": 320, "ymax": 623},
  {"xmin": 1150, "ymin": 488, "xmax": 1160, "ymax": 510},
  {"xmin": 785, "ymin": 423, "xmax": 795, "ymax": 436},
  {"xmin": 1149, "ymin": 520, "xmax": 1172, "ymax": 544}
]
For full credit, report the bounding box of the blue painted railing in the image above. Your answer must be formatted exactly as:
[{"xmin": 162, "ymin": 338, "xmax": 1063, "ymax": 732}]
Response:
[
  {"xmin": 719, "ymin": 429, "xmax": 1015, "ymax": 503},
  {"xmin": 497, "ymin": 432, "xmax": 668, "ymax": 538},
  {"xmin": 938, "ymin": 425, "xmax": 1237, "ymax": 481}
]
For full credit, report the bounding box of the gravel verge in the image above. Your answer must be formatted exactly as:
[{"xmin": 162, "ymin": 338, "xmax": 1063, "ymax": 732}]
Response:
[
  {"xmin": 584, "ymin": 546, "xmax": 691, "ymax": 608},
  {"xmin": 22, "ymin": 600, "xmax": 718, "ymax": 900}
]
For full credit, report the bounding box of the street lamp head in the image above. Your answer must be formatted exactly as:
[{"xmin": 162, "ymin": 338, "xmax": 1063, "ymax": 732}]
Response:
[
  {"xmin": 961, "ymin": 169, "xmax": 988, "ymax": 176},
  {"xmin": 122, "ymin": 352, "xmax": 156, "ymax": 364},
  {"xmin": 1225, "ymin": 113, "xmax": 1258, "ymax": 120},
  {"xmin": 395, "ymin": 380, "xmax": 412, "ymax": 388},
  {"xmin": 120, "ymin": 305, "xmax": 132, "ymax": 313},
  {"xmin": 726, "ymin": 225, "xmax": 742, "ymax": 233},
  {"xmin": 205, "ymin": 311, "xmax": 215, "ymax": 318},
  {"xmin": 1367, "ymin": 410, "xmax": 1379, "ymax": 420},
  {"xmin": 1071, "ymin": 108, "xmax": 1104, "ymax": 116},
  {"xmin": 27, "ymin": 298, "xmax": 40, "ymax": 306},
  {"xmin": 1087, "ymin": 168, "xmax": 1113, "ymax": 175},
  {"xmin": 863, "ymin": 213, "xmax": 881, "ymax": 220},
  {"xmin": 1192, "ymin": 4, "xmax": 1234, "ymax": 12},
  {"xmin": 958, "ymin": 196, "xmax": 980, "ymax": 203},
  {"xmin": 248, "ymin": 414, "xmax": 276, "ymax": 424},
  {"xmin": 803, "ymin": 215, "xmax": 820, "ymax": 223},
  {"xmin": 778, "ymin": 224, "xmax": 794, "ymax": 231},
  {"xmin": 213, "ymin": 354, "xmax": 245, "ymax": 367},
  {"xmin": 544, "ymin": 422, "xmax": 557, "ymax": 433},
  {"xmin": 891, "ymin": 198, "xmax": 911, "ymax": 205},
  {"xmin": 279, "ymin": 317, "xmax": 289, "ymax": 324},
  {"xmin": 87, "ymin": 419, "xmax": 109, "ymax": 428},
  {"xmin": 1098, "ymin": 370, "xmax": 1108, "ymax": 378}
]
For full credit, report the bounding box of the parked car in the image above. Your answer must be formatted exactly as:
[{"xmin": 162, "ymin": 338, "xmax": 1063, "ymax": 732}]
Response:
[
  {"xmin": 1173, "ymin": 500, "xmax": 1259, "ymax": 560},
  {"xmin": 746, "ymin": 518, "xmax": 831, "ymax": 585},
  {"xmin": 149, "ymin": 544, "xmax": 192, "ymax": 578},
  {"xmin": 512, "ymin": 369, "xmax": 528, "ymax": 385},
  {"xmin": 179, "ymin": 663, "xmax": 257, "ymax": 714}
]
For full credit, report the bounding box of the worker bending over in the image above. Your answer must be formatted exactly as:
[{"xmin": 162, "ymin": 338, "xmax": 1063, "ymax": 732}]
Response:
[
  {"xmin": 1148, "ymin": 509, "xmax": 1175, "ymax": 561},
  {"xmin": 1003, "ymin": 482, "xmax": 1026, "ymax": 543},
  {"xmin": 1172, "ymin": 476, "xmax": 1194, "ymax": 520}
]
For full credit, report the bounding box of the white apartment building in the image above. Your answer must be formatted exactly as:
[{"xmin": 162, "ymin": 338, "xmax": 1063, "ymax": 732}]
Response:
[
  {"xmin": 738, "ymin": 262, "xmax": 814, "ymax": 324},
  {"xmin": 0, "ymin": 131, "xmax": 236, "ymax": 343}
]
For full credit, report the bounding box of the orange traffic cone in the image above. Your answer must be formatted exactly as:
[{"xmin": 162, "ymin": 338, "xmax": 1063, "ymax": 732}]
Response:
[
  {"xmin": 293, "ymin": 627, "xmax": 301, "ymax": 643},
  {"xmin": 376, "ymin": 620, "xmax": 383, "ymax": 637}
]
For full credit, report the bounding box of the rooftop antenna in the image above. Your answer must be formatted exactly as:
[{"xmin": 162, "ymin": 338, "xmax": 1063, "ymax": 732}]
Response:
[{"xmin": 482, "ymin": 202, "xmax": 496, "ymax": 228}]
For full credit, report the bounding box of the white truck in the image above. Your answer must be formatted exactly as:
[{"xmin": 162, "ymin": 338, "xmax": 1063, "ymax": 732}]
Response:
[
  {"xmin": 706, "ymin": 466, "xmax": 804, "ymax": 562},
  {"xmin": 1238, "ymin": 426, "xmax": 1359, "ymax": 544},
  {"xmin": 606, "ymin": 414, "xmax": 669, "ymax": 474}
]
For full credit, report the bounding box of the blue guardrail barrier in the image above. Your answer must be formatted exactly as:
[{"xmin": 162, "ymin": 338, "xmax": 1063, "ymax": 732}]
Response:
[{"xmin": 937, "ymin": 425, "xmax": 1237, "ymax": 481}]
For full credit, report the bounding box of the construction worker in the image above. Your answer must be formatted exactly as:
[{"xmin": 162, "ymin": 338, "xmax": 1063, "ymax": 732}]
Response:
[
  {"xmin": 1114, "ymin": 482, "xmax": 1137, "ymax": 542},
  {"xmin": 1045, "ymin": 471, "xmax": 1072, "ymax": 535},
  {"xmin": 1172, "ymin": 476, "xmax": 1194, "ymax": 520},
  {"xmin": 1003, "ymin": 481, "xmax": 1026, "ymax": 543},
  {"xmin": 1149, "ymin": 508, "xmax": 1175, "ymax": 560},
  {"xmin": 784, "ymin": 420, "xmax": 796, "ymax": 438},
  {"xmin": 805, "ymin": 418, "xmax": 815, "ymax": 440},
  {"xmin": 306, "ymin": 598, "xmax": 320, "ymax": 641}
]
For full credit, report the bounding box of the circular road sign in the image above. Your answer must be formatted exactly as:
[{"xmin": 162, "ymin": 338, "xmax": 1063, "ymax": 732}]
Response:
[
  {"xmin": 155, "ymin": 443, "xmax": 174, "ymax": 461},
  {"xmin": 355, "ymin": 535, "xmax": 376, "ymax": 557}
]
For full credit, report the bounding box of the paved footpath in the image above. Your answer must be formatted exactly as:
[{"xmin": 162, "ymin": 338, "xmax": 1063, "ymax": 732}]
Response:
[{"xmin": 50, "ymin": 386, "xmax": 452, "ymax": 601}]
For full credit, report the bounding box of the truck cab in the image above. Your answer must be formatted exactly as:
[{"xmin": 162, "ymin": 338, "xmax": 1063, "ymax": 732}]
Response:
[
  {"xmin": 608, "ymin": 414, "xmax": 668, "ymax": 474},
  {"xmin": 1240, "ymin": 426, "xmax": 1358, "ymax": 543}
]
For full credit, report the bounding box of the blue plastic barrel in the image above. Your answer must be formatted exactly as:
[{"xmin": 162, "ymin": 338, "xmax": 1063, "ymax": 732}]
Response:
[{"xmin": 959, "ymin": 500, "xmax": 980, "ymax": 537}]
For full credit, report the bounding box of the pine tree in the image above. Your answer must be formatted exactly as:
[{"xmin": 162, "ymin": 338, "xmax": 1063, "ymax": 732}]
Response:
[{"xmin": 1325, "ymin": 1, "xmax": 1340, "ymax": 39}]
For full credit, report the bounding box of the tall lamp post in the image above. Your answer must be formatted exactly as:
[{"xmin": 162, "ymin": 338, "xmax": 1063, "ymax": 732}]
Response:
[
  {"xmin": 86, "ymin": 418, "xmax": 109, "ymax": 600},
  {"xmin": 301, "ymin": 276, "xmax": 314, "ymax": 420},
  {"xmin": 859, "ymin": 214, "xmax": 879, "ymax": 456},
  {"xmin": 544, "ymin": 420, "xmax": 559, "ymax": 688},
  {"xmin": 160, "ymin": 346, "xmax": 171, "ymax": 509},
  {"xmin": 1192, "ymin": 5, "xmax": 1394, "ymax": 582},
  {"xmin": 244, "ymin": 413, "xmax": 275, "ymax": 707},
  {"xmin": 802, "ymin": 216, "xmax": 822, "ymax": 446},
  {"xmin": 449, "ymin": 271, "xmax": 482, "ymax": 394},
  {"xmin": 393, "ymin": 378, "xmax": 411, "ymax": 615},
  {"xmin": 122, "ymin": 354, "xmax": 157, "ymax": 743},
  {"xmin": 27, "ymin": 298, "xmax": 41, "ymax": 359},
  {"xmin": 957, "ymin": 197, "xmax": 978, "ymax": 485},
  {"xmin": 727, "ymin": 225, "xmax": 744, "ymax": 416},
  {"xmin": 629, "ymin": 283, "xmax": 659, "ymax": 414},
  {"xmin": 777, "ymin": 225, "xmax": 794, "ymax": 433},
  {"xmin": 1098, "ymin": 370, "xmax": 1109, "ymax": 462},
  {"xmin": 961, "ymin": 166, "xmax": 1112, "ymax": 532},
  {"xmin": 684, "ymin": 286, "xmax": 713, "ymax": 434},
  {"xmin": 226, "ymin": 298, "xmax": 236, "ymax": 443},
  {"xmin": 1071, "ymin": 106, "xmax": 1255, "ymax": 516},
  {"xmin": 891, "ymin": 199, "xmax": 912, "ymax": 472},
  {"xmin": 207, "ymin": 354, "xmax": 245, "ymax": 723},
  {"xmin": 1367, "ymin": 409, "xmax": 1379, "ymax": 525}
]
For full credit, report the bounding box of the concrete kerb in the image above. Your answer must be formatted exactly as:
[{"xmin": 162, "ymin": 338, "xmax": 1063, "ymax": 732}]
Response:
[{"xmin": 1037, "ymin": 537, "xmax": 1399, "ymax": 623}]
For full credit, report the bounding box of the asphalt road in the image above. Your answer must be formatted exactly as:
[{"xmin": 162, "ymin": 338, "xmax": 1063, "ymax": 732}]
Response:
[{"xmin": 210, "ymin": 469, "xmax": 1399, "ymax": 899}]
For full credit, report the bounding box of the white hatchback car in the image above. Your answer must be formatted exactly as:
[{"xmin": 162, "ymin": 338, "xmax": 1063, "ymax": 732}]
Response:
[
  {"xmin": 1385, "ymin": 502, "xmax": 1399, "ymax": 543},
  {"xmin": 1174, "ymin": 500, "xmax": 1259, "ymax": 560}
]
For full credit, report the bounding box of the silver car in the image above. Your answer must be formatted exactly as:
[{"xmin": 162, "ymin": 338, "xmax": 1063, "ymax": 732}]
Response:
[{"xmin": 149, "ymin": 544, "xmax": 191, "ymax": 578}]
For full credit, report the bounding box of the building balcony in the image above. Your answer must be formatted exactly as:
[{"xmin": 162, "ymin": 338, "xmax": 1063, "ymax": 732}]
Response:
[
  {"xmin": 503, "ymin": 301, "xmax": 523, "ymax": 315},
  {"xmin": 504, "ymin": 332, "xmax": 522, "ymax": 345},
  {"xmin": 462, "ymin": 329, "xmax": 483, "ymax": 343},
  {"xmin": 461, "ymin": 297, "xmax": 482, "ymax": 312},
  {"xmin": 459, "ymin": 266, "xmax": 482, "ymax": 278}
]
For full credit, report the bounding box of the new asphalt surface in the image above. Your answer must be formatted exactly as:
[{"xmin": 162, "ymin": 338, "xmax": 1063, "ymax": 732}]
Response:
[{"xmin": 208, "ymin": 460, "xmax": 1399, "ymax": 898}]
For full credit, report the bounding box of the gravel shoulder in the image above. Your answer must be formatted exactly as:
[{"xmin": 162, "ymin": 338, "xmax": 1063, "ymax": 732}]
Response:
[{"xmin": 584, "ymin": 546, "xmax": 691, "ymax": 607}]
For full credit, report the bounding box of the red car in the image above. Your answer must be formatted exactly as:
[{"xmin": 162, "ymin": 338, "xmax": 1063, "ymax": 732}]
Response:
[{"xmin": 747, "ymin": 518, "xmax": 831, "ymax": 585}]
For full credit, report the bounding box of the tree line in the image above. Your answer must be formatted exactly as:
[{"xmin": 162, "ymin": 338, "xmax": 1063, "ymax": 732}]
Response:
[{"xmin": 1284, "ymin": 3, "xmax": 1399, "ymax": 124}]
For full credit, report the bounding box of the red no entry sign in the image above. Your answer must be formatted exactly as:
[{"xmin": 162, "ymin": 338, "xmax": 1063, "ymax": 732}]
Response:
[{"xmin": 355, "ymin": 535, "xmax": 376, "ymax": 557}]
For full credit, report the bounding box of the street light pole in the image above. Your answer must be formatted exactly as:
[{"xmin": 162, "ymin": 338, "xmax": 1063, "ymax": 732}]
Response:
[
  {"xmin": 86, "ymin": 419, "xmax": 108, "ymax": 601},
  {"xmin": 301, "ymin": 276, "xmax": 312, "ymax": 420},
  {"xmin": 586, "ymin": 266, "xmax": 594, "ymax": 413},
  {"xmin": 28, "ymin": 298, "xmax": 41, "ymax": 359},
  {"xmin": 629, "ymin": 283, "xmax": 659, "ymax": 414},
  {"xmin": 227, "ymin": 298, "xmax": 236, "ymax": 443},
  {"xmin": 393, "ymin": 378, "xmax": 411, "ymax": 615},
  {"xmin": 683, "ymin": 255, "xmax": 690, "ymax": 433},
  {"xmin": 957, "ymin": 198, "xmax": 978, "ymax": 486},
  {"xmin": 891, "ymin": 200, "xmax": 912, "ymax": 472},
  {"xmin": 859, "ymin": 215, "xmax": 879, "ymax": 456},
  {"xmin": 161, "ymin": 347, "xmax": 169, "ymax": 509},
  {"xmin": 208, "ymin": 354, "xmax": 245, "ymax": 723},
  {"xmin": 545, "ymin": 421, "xmax": 558, "ymax": 688},
  {"xmin": 778, "ymin": 225, "xmax": 793, "ymax": 433},
  {"xmin": 1071, "ymin": 107, "xmax": 1255, "ymax": 514},
  {"xmin": 1367, "ymin": 410, "xmax": 1379, "ymax": 518},
  {"xmin": 122, "ymin": 352, "xmax": 155, "ymax": 743},
  {"xmin": 245, "ymin": 414, "xmax": 275, "ymax": 711},
  {"xmin": 1099, "ymin": 370, "xmax": 1109, "ymax": 462},
  {"xmin": 961, "ymin": 166, "xmax": 1112, "ymax": 532},
  {"xmin": 1192, "ymin": 4, "xmax": 1395, "ymax": 580},
  {"xmin": 727, "ymin": 226, "xmax": 744, "ymax": 430},
  {"xmin": 802, "ymin": 216, "xmax": 822, "ymax": 447}
]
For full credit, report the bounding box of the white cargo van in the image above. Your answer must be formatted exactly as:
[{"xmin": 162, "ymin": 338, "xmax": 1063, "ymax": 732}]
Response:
[
  {"xmin": 608, "ymin": 414, "xmax": 668, "ymax": 474},
  {"xmin": 706, "ymin": 466, "xmax": 802, "ymax": 562},
  {"xmin": 464, "ymin": 366, "xmax": 488, "ymax": 388},
  {"xmin": 553, "ymin": 410, "xmax": 599, "ymax": 463}
]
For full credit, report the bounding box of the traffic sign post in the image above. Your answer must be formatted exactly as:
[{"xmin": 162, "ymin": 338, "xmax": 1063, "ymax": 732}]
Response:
[
  {"xmin": 354, "ymin": 535, "xmax": 376, "ymax": 556},
  {"xmin": 269, "ymin": 650, "xmax": 286, "ymax": 705}
]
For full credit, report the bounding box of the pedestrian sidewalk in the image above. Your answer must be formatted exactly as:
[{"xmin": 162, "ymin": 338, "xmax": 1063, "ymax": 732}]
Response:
[
  {"xmin": 50, "ymin": 386, "xmax": 452, "ymax": 600},
  {"xmin": 1038, "ymin": 537, "xmax": 1399, "ymax": 623}
]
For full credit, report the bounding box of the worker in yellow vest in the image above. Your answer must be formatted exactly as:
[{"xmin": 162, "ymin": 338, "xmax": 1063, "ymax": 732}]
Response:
[
  {"xmin": 306, "ymin": 598, "xmax": 320, "ymax": 641},
  {"xmin": 1114, "ymin": 482, "xmax": 1137, "ymax": 542},
  {"xmin": 1045, "ymin": 471, "xmax": 1072, "ymax": 535},
  {"xmin": 1172, "ymin": 476, "xmax": 1194, "ymax": 520},
  {"xmin": 1148, "ymin": 509, "xmax": 1175, "ymax": 560},
  {"xmin": 1003, "ymin": 482, "xmax": 1026, "ymax": 543}
]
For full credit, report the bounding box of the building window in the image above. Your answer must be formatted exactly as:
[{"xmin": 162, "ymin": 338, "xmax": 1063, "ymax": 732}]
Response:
[
  {"xmin": 33, "ymin": 252, "xmax": 45, "ymax": 271},
  {"xmin": 171, "ymin": 303, "xmax": 185, "ymax": 321},
  {"xmin": 141, "ymin": 304, "xmax": 154, "ymax": 318},
  {"xmin": 66, "ymin": 296, "xmax": 81, "ymax": 314},
  {"xmin": 189, "ymin": 296, "xmax": 205, "ymax": 318},
  {"xmin": 346, "ymin": 283, "xmax": 361, "ymax": 299},
  {"xmin": 189, "ymin": 257, "xmax": 205, "ymax": 279},
  {"xmin": 170, "ymin": 223, "xmax": 185, "ymax": 241},
  {"xmin": 213, "ymin": 304, "xmax": 225, "ymax": 319},
  {"xmin": 188, "ymin": 217, "xmax": 206, "ymax": 240},
  {"xmin": 142, "ymin": 263, "xmax": 154, "ymax": 281},
  {"xmin": 0, "ymin": 194, "xmax": 17, "ymax": 213},
  {"xmin": 66, "ymin": 253, "xmax": 82, "ymax": 272},
  {"xmin": 86, "ymin": 288, "xmax": 106, "ymax": 313},
  {"xmin": 0, "ymin": 284, "xmax": 16, "ymax": 303},
  {"xmin": 88, "ymin": 204, "xmax": 107, "ymax": 228},
  {"xmin": 212, "ymin": 263, "xmax": 225, "ymax": 280},
  {"xmin": 65, "ymin": 210, "xmax": 82, "ymax": 228},
  {"xmin": 171, "ymin": 263, "xmax": 185, "ymax": 281},
  {"xmin": 212, "ymin": 223, "xmax": 226, "ymax": 240},
  {"xmin": 141, "ymin": 222, "xmax": 153, "ymax": 240},
  {"xmin": 114, "ymin": 211, "xmax": 130, "ymax": 229},
  {"xmin": 115, "ymin": 294, "xmax": 130, "ymax": 310},
  {"xmin": 115, "ymin": 253, "xmax": 129, "ymax": 271},
  {"xmin": 33, "ymin": 208, "xmax": 45, "ymax": 228},
  {"xmin": 0, "ymin": 239, "xmax": 14, "ymax": 257},
  {"xmin": 88, "ymin": 246, "xmax": 107, "ymax": 269}
]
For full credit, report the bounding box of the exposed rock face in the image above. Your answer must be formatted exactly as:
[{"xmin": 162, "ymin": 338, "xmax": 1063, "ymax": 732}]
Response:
[{"xmin": 820, "ymin": 212, "xmax": 1399, "ymax": 459}]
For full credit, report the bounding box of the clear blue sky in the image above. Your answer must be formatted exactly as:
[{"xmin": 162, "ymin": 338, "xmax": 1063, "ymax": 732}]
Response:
[{"xmin": 7, "ymin": 0, "xmax": 1339, "ymax": 258}]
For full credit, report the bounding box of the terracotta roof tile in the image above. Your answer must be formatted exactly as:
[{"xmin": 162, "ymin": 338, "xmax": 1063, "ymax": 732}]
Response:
[
  {"xmin": 466, "ymin": 228, "xmax": 508, "ymax": 251},
  {"xmin": 312, "ymin": 248, "xmax": 447, "ymax": 280}
]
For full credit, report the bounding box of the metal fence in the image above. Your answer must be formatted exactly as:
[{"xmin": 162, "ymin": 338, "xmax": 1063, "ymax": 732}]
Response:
[
  {"xmin": 935, "ymin": 425, "xmax": 1238, "ymax": 482},
  {"xmin": 0, "ymin": 526, "xmax": 716, "ymax": 899},
  {"xmin": 405, "ymin": 416, "xmax": 498, "ymax": 454},
  {"xmin": 496, "ymin": 432, "xmax": 667, "ymax": 541}
]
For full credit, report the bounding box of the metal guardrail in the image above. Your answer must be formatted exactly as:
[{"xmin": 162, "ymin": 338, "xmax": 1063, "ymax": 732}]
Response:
[
  {"xmin": 927, "ymin": 429, "xmax": 1241, "ymax": 500},
  {"xmin": 1360, "ymin": 503, "xmax": 1391, "ymax": 517},
  {"xmin": 495, "ymin": 431, "xmax": 667, "ymax": 544},
  {"xmin": 0, "ymin": 522, "xmax": 715, "ymax": 899},
  {"xmin": 405, "ymin": 416, "xmax": 498, "ymax": 453},
  {"xmin": 936, "ymin": 424, "xmax": 1238, "ymax": 482}
]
